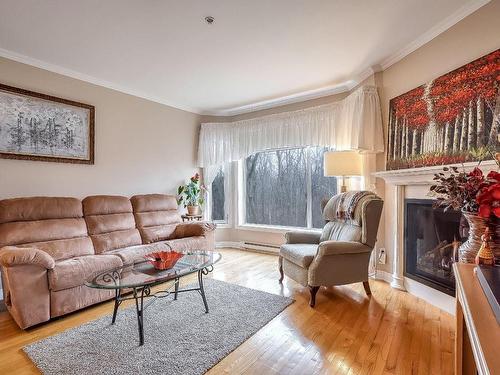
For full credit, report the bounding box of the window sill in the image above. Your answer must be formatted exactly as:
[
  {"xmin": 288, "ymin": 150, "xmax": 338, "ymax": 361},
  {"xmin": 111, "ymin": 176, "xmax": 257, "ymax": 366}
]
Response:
[
  {"xmin": 235, "ymin": 223, "xmax": 322, "ymax": 234},
  {"xmin": 214, "ymin": 222, "xmax": 231, "ymax": 229}
]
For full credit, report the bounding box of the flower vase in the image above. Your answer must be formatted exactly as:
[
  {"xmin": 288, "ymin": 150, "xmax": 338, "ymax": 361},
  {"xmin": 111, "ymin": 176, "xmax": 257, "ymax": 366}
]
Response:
[{"xmin": 459, "ymin": 213, "xmax": 500, "ymax": 263}]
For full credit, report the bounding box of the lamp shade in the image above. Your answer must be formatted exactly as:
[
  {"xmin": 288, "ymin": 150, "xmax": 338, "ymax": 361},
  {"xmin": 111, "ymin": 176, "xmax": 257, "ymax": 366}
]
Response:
[{"xmin": 324, "ymin": 151, "xmax": 363, "ymax": 176}]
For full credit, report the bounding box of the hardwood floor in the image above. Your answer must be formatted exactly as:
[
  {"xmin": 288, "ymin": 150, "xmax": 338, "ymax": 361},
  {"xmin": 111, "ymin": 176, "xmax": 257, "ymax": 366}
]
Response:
[{"xmin": 0, "ymin": 248, "xmax": 454, "ymax": 375}]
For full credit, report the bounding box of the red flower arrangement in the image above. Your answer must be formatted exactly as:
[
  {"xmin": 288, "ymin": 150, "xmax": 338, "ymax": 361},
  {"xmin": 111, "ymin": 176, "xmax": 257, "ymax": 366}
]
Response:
[
  {"xmin": 476, "ymin": 171, "xmax": 500, "ymax": 218},
  {"xmin": 431, "ymin": 165, "xmax": 500, "ymax": 218}
]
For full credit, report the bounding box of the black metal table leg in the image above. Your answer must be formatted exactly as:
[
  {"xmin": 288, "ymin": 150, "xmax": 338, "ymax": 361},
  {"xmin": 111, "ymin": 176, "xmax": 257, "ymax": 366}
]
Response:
[
  {"xmin": 111, "ymin": 288, "xmax": 122, "ymax": 324},
  {"xmin": 198, "ymin": 269, "xmax": 209, "ymax": 313},
  {"xmin": 174, "ymin": 277, "xmax": 179, "ymax": 300},
  {"xmin": 133, "ymin": 287, "xmax": 145, "ymax": 346}
]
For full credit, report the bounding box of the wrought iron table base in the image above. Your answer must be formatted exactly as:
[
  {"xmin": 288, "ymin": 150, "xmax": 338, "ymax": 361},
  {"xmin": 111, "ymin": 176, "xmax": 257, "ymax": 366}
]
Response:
[{"xmin": 110, "ymin": 266, "xmax": 213, "ymax": 346}]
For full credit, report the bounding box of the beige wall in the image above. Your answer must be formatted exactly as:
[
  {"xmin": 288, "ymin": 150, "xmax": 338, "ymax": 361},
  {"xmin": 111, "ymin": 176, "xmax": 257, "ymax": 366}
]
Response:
[
  {"xmin": 376, "ymin": 0, "xmax": 500, "ymax": 273},
  {"xmin": 0, "ymin": 57, "xmax": 202, "ymax": 199}
]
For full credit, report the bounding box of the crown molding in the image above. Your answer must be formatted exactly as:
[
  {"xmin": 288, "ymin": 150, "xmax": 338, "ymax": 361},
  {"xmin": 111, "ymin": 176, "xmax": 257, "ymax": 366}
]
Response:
[
  {"xmin": 209, "ymin": 66, "xmax": 380, "ymax": 116},
  {"xmin": 379, "ymin": 0, "xmax": 490, "ymax": 70},
  {"xmin": 206, "ymin": 80, "xmax": 358, "ymax": 116},
  {"xmin": 0, "ymin": 47, "xmax": 204, "ymax": 115}
]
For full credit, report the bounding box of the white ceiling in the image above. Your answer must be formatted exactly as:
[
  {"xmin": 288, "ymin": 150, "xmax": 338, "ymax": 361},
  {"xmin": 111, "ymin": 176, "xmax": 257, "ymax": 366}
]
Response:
[{"xmin": 0, "ymin": 0, "xmax": 488, "ymax": 115}]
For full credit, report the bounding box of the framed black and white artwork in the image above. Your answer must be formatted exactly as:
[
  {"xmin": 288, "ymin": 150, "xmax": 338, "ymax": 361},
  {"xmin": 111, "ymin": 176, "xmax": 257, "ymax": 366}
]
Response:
[{"xmin": 0, "ymin": 83, "xmax": 94, "ymax": 164}]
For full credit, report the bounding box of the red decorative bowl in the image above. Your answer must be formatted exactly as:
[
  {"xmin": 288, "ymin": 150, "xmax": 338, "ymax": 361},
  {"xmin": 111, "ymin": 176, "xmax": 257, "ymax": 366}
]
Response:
[{"xmin": 145, "ymin": 251, "xmax": 183, "ymax": 270}]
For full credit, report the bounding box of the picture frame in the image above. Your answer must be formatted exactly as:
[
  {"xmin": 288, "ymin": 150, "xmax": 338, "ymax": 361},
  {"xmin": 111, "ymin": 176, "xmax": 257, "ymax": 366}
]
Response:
[{"xmin": 0, "ymin": 83, "xmax": 95, "ymax": 164}]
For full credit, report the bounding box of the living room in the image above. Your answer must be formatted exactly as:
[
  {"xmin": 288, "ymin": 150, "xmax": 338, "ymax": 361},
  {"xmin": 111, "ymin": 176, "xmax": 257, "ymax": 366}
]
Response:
[{"xmin": 0, "ymin": 1, "xmax": 499, "ymax": 374}]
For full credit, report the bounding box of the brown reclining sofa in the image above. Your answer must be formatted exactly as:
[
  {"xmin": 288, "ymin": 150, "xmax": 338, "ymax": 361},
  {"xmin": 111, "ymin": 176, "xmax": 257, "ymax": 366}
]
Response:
[{"xmin": 0, "ymin": 194, "xmax": 216, "ymax": 329}]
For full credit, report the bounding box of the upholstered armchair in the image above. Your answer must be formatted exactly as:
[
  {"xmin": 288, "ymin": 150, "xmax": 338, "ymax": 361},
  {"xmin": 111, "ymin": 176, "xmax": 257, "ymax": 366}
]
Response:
[{"xmin": 279, "ymin": 192, "xmax": 383, "ymax": 307}]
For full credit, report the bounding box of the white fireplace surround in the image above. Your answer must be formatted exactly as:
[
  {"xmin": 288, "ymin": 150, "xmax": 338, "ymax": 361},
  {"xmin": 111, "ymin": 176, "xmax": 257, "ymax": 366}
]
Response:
[{"xmin": 373, "ymin": 160, "xmax": 498, "ymax": 314}]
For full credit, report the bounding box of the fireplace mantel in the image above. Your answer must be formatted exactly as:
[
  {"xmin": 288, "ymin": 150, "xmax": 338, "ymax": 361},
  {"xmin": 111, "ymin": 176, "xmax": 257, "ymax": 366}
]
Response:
[
  {"xmin": 373, "ymin": 160, "xmax": 498, "ymax": 185},
  {"xmin": 372, "ymin": 159, "xmax": 498, "ymax": 314}
]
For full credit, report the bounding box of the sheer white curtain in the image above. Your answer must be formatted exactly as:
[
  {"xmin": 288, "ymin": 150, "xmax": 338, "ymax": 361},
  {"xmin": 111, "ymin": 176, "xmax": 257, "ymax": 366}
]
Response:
[{"xmin": 199, "ymin": 85, "xmax": 384, "ymax": 191}]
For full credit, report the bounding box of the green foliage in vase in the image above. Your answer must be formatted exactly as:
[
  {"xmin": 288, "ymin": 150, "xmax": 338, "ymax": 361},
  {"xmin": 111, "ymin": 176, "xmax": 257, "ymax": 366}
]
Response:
[{"xmin": 177, "ymin": 173, "xmax": 205, "ymax": 208}]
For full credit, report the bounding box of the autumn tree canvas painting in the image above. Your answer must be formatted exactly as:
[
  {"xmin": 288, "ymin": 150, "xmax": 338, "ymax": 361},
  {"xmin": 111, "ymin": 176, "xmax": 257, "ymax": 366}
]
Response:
[{"xmin": 387, "ymin": 49, "xmax": 500, "ymax": 170}]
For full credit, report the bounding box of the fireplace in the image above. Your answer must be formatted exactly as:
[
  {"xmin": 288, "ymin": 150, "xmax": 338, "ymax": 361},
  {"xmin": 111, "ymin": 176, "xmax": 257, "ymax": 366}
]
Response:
[{"xmin": 404, "ymin": 199, "xmax": 468, "ymax": 296}]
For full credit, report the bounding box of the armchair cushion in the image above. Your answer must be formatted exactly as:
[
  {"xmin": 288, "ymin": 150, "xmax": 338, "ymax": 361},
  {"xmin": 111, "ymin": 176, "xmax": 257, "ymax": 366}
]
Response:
[
  {"xmin": 317, "ymin": 241, "xmax": 371, "ymax": 257},
  {"xmin": 320, "ymin": 221, "xmax": 361, "ymax": 243},
  {"xmin": 285, "ymin": 231, "xmax": 321, "ymax": 244},
  {"xmin": 172, "ymin": 222, "xmax": 216, "ymax": 239},
  {"xmin": 0, "ymin": 246, "xmax": 55, "ymax": 269},
  {"xmin": 280, "ymin": 244, "xmax": 318, "ymax": 268}
]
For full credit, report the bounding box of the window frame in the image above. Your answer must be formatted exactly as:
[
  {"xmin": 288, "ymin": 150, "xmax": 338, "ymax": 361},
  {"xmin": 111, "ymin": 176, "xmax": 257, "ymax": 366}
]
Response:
[
  {"xmin": 206, "ymin": 163, "xmax": 232, "ymax": 228},
  {"xmin": 236, "ymin": 146, "xmax": 339, "ymax": 232},
  {"xmin": 237, "ymin": 155, "xmax": 320, "ymax": 233},
  {"xmin": 208, "ymin": 147, "xmax": 363, "ymax": 234}
]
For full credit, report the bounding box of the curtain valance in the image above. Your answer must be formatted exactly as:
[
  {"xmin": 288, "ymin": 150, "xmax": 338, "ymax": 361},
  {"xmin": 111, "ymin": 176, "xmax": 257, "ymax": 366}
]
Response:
[{"xmin": 198, "ymin": 85, "xmax": 384, "ymax": 168}]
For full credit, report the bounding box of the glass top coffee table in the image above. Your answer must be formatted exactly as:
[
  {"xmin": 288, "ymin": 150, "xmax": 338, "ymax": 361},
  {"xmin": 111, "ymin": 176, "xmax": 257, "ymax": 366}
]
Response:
[{"xmin": 85, "ymin": 250, "xmax": 221, "ymax": 346}]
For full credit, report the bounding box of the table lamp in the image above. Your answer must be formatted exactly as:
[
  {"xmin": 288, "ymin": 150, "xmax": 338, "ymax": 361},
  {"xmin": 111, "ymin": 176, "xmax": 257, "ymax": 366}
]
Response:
[{"xmin": 324, "ymin": 151, "xmax": 362, "ymax": 193}]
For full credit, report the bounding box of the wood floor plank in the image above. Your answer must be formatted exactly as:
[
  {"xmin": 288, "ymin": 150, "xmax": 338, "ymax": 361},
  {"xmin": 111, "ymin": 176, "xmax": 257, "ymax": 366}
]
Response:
[{"xmin": 0, "ymin": 248, "xmax": 454, "ymax": 375}]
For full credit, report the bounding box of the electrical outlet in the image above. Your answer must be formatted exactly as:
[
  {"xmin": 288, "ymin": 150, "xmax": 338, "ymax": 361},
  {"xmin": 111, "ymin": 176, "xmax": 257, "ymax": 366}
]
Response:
[{"xmin": 378, "ymin": 248, "xmax": 386, "ymax": 264}]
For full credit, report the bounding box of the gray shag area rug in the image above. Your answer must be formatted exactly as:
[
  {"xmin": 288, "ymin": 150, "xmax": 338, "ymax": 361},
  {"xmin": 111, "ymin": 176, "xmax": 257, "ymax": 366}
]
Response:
[{"xmin": 24, "ymin": 279, "xmax": 293, "ymax": 375}]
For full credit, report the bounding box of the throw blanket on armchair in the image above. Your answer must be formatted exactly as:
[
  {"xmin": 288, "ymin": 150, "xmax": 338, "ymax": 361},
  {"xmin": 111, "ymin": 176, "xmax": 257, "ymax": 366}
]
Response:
[{"xmin": 334, "ymin": 191, "xmax": 373, "ymax": 221}]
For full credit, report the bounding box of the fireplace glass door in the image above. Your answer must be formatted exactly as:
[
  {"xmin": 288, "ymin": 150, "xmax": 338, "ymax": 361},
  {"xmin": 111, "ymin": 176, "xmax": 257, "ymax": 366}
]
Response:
[{"xmin": 404, "ymin": 199, "xmax": 467, "ymax": 296}]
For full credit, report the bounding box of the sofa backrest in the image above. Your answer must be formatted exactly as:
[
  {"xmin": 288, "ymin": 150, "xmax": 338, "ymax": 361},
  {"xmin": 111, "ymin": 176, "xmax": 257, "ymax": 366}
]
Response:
[
  {"xmin": 0, "ymin": 197, "xmax": 94, "ymax": 260},
  {"xmin": 131, "ymin": 194, "xmax": 181, "ymax": 244},
  {"xmin": 82, "ymin": 195, "xmax": 142, "ymax": 253}
]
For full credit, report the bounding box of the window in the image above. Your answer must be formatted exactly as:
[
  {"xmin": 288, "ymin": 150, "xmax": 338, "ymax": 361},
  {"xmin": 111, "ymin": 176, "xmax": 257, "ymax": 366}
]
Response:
[
  {"xmin": 244, "ymin": 146, "xmax": 337, "ymax": 229},
  {"xmin": 210, "ymin": 167, "xmax": 226, "ymax": 222}
]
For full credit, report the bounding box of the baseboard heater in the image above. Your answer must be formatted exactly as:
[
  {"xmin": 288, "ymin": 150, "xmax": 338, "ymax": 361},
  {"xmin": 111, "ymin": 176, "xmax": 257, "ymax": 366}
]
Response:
[{"xmin": 243, "ymin": 242, "xmax": 280, "ymax": 254}]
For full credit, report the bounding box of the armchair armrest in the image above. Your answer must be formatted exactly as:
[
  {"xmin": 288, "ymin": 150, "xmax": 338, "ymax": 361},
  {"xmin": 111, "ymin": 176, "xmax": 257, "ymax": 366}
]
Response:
[
  {"xmin": 0, "ymin": 246, "xmax": 55, "ymax": 269},
  {"xmin": 285, "ymin": 231, "xmax": 321, "ymax": 244},
  {"xmin": 317, "ymin": 241, "xmax": 371, "ymax": 257},
  {"xmin": 173, "ymin": 222, "xmax": 217, "ymax": 239}
]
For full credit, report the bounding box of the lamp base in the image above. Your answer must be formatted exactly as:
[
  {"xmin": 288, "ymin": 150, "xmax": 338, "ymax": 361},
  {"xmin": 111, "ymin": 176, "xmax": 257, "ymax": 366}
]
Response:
[{"xmin": 340, "ymin": 185, "xmax": 347, "ymax": 193}]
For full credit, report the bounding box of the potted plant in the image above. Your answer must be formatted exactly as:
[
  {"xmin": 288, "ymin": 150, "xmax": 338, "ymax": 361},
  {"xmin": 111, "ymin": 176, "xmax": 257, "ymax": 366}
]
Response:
[
  {"xmin": 177, "ymin": 173, "xmax": 205, "ymax": 216},
  {"xmin": 430, "ymin": 165, "xmax": 500, "ymax": 263}
]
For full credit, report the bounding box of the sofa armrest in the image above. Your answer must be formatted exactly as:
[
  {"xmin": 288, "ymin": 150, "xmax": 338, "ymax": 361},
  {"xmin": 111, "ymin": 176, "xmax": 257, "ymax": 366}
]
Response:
[
  {"xmin": 173, "ymin": 222, "xmax": 217, "ymax": 239},
  {"xmin": 285, "ymin": 231, "xmax": 321, "ymax": 244},
  {"xmin": 317, "ymin": 241, "xmax": 371, "ymax": 257},
  {"xmin": 0, "ymin": 246, "xmax": 55, "ymax": 269}
]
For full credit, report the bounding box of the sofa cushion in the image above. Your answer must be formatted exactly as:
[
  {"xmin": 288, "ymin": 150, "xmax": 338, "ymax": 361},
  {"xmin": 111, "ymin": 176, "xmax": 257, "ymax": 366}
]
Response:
[
  {"xmin": 280, "ymin": 244, "xmax": 318, "ymax": 268},
  {"xmin": 0, "ymin": 197, "xmax": 82, "ymax": 224},
  {"xmin": 83, "ymin": 196, "xmax": 142, "ymax": 253},
  {"xmin": 131, "ymin": 194, "xmax": 181, "ymax": 244},
  {"xmin": 108, "ymin": 242, "xmax": 172, "ymax": 265},
  {"xmin": 0, "ymin": 197, "xmax": 93, "ymax": 260},
  {"xmin": 48, "ymin": 254, "xmax": 123, "ymax": 292},
  {"xmin": 165, "ymin": 236, "xmax": 208, "ymax": 252}
]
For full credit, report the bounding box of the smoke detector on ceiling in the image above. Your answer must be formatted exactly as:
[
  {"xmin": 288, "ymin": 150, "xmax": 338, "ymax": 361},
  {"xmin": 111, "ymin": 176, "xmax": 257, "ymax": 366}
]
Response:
[{"xmin": 205, "ymin": 16, "xmax": 214, "ymax": 24}]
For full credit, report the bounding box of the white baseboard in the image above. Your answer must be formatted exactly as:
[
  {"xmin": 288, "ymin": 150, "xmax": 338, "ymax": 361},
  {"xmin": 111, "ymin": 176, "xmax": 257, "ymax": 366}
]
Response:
[
  {"xmin": 404, "ymin": 277, "xmax": 455, "ymax": 315},
  {"xmin": 371, "ymin": 269, "xmax": 455, "ymax": 315},
  {"xmin": 216, "ymin": 241, "xmax": 280, "ymax": 255},
  {"xmin": 372, "ymin": 269, "xmax": 393, "ymax": 283},
  {"xmin": 215, "ymin": 241, "xmax": 244, "ymax": 249}
]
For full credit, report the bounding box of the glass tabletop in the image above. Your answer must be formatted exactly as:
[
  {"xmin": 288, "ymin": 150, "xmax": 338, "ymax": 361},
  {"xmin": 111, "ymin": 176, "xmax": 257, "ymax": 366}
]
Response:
[{"xmin": 86, "ymin": 251, "xmax": 221, "ymax": 289}]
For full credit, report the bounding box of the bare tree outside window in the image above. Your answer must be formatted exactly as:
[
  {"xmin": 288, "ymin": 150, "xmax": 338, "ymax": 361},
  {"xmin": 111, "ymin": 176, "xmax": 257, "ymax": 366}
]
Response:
[
  {"xmin": 245, "ymin": 146, "xmax": 337, "ymax": 228},
  {"xmin": 310, "ymin": 147, "xmax": 337, "ymax": 228},
  {"xmin": 211, "ymin": 167, "xmax": 225, "ymax": 222}
]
